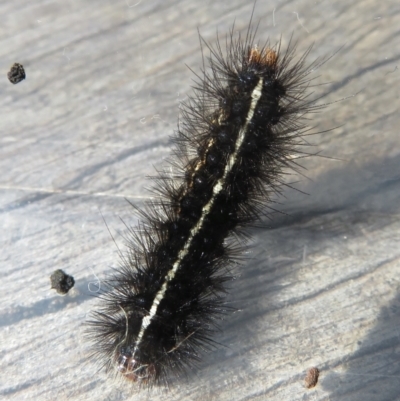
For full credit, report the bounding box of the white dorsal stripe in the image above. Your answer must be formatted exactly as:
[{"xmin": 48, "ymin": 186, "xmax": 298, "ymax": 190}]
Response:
[{"xmin": 132, "ymin": 78, "xmax": 264, "ymax": 354}]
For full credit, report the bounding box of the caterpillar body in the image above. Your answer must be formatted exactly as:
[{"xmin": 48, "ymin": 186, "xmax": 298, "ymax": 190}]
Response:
[{"xmin": 86, "ymin": 22, "xmax": 326, "ymax": 387}]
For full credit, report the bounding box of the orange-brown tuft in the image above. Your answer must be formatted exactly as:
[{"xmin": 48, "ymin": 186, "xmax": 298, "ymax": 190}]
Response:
[{"xmin": 248, "ymin": 47, "xmax": 278, "ymax": 67}]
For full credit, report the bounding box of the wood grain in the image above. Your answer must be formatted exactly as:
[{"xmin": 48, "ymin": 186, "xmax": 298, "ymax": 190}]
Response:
[{"xmin": 1, "ymin": 1, "xmax": 399, "ymax": 400}]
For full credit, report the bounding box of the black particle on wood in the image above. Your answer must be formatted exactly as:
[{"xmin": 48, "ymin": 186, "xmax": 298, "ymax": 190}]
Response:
[
  {"xmin": 50, "ymin": 269, "xmax": 75, "ymax": 295},
  {"xmin": 7, "ymin": 63, "xmax": 26, "ymax": 84}
]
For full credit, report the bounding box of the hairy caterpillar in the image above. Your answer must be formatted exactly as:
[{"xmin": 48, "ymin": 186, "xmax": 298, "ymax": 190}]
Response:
[{"xmin": 86, "ymin": 18, "xmax": 329, "ymax": 387}]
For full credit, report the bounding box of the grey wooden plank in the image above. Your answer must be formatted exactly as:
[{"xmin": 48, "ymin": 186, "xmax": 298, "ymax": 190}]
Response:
[{"xmin": 1, "ymin": 0, "xmax": 399, "ymax": 400}]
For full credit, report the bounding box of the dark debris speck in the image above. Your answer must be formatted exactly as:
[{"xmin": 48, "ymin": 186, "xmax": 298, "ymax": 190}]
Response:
[
  {"xmin": 305, "ymin": 366, "xmax": 320, "ymax": 389},
  {"xmin": 8, "ymin": 63, "xmax": 26, "ymax": 84},
  {"xmin": 50, "ymin": 269, "xmax": 75, "ymax": 295}
]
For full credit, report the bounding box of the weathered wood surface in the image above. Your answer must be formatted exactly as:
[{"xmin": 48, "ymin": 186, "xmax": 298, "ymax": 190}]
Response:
[{"xmin": 1, "ymin": 1, "xmax": 399, "ymax": 400}]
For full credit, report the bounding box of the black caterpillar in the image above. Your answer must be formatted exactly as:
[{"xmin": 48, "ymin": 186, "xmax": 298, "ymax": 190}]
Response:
[{"xmin": 86, "ymin": 21, "xmax": 327, "ymax": 387}]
